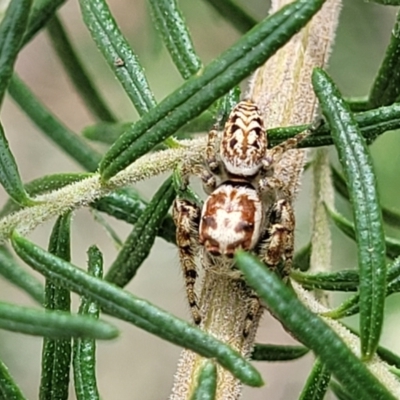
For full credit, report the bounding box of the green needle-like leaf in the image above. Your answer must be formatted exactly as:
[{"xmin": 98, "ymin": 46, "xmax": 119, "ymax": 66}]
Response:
[
  {"xmin": 326, "ymin": 206, "xmax": 400, "ymax": 260},
  {"xmin": 40, "ymin": 213, "xmax": 72, "ymax": 400},
  {"xmin": 79, "ymin": 0, "xmax": 156, "ymax": 115},
  {"xmin": 332, "ymin": 165, "xmax": 400, "ymax": 229},
  {"xmin": 251, "ymin": 344, "xmax": 309, "ymax": 362},
  {"xmin": 325, "ymin": 256, "xmax": 400, "ymax": 319},
  {"xmin": 46, "ymin": 15, "xmax": 116, "ymax": 123},
  {"xmin": 99, "ymin": 0, "xmax": 326, "ymax": 180},
  {"xmin": 82, "ymin": 122, "xmax": 131, "ymax": 145},
  {"xmin": 148, "ymin": 0, "xmax": 201, "ymax": 79},
  {"xmin": 299, "ymin": 358, "xmax": 330, "ymax": 400},
  {"xmin": 368, "ymin": 10, "xmax": 400, "ymax": 107},
  {"xmin": 8, "ymin": 74, "xmax": 102, "ymax": 172},
  {"xmin": 11, "ymin": 233, "xmax": 263, "ymax": 387},
  {"xmin": 106, "ymin": 176, "xmax": 176, "ymax": 286},
  {"xmin": 0, "ymin": 358, "xmax": 27, "ymax": 400},
  {"xmin": 312, "ymin": 68, "xmax": 386, "ymax": 360},
  {"xmin": 0, "ymin": 122, "xmax": 35, "ymax": 206},
  {"xmin": 330, "ymin": 381, "xmax": 354, "ymax": 400},
  {"xmin": 0, "ymin": 0, "xmax": 32, "ymax": 106},
  {"xmin": 235, "ymin": 251, "xmax": 396, "ymax": 400},
  {"xmin": 0, "ymin": 245, "xmax": 44, "ymax": 304},
  {"xmin": 370, "ymin": 0, "xmax": 400, "ymax": 3},
  {"xmin": 293, "ymin": 242, "xmax": 311, "ymax": 271},
  {"xmin": 0, "ymin": 301, "xmax": 118, "ymax": 339},
  {"xmin": 92, "ymin": 188, "xmax": 176, "ymax": 244},
  {"xmin": 377, "ymin": 346, "xmax": 400, "ymax": 369},
  {"xmin": 73, "ymin": 246, "xmax": 102, "ymax": 400},
  {"xmin": 291, "ymin": 269, "xmax": 359, "ymax": 292},
  {"xmin": 269, "ymin": 102, "xmax": 400, "ymax": 148},
  {"xmin": 190, "ymin": 360, "xmax": 217, "ymax": 400},
  {"xmin": 21, "ymin": 0, "xmax": 67, "ymax": 46},
  {"xmin": 202, "ymin": 0, "xmax": 257, "ymax": 33}
]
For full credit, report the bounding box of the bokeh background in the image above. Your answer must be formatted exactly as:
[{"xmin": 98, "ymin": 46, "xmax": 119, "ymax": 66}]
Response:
[{"xmin": 0, "ymin": 0, "xmax": 399, "ymax": 399}]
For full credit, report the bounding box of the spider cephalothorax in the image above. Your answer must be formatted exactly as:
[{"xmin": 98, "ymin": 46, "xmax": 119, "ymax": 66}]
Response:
[
  {"xmin": 219, "ymin": 100, "xmax": 267, "ymax": 177},
  {"xmin": 173, "ymin": 99, "xmax": 309, "ymax": 334}
]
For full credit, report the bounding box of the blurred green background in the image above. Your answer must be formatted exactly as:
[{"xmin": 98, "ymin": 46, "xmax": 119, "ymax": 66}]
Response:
[{"xmin": 0, "ymin": 0, "xmax": 398, "ymax": 399}]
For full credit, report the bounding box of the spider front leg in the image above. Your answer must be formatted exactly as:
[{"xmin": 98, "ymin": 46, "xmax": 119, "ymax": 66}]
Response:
[
  {"xmin": 201, "ymin": 126, "xmax": 221, "ymax": 195},
  {"xmin": 172, "ymin": 197, "xmax": 202, "ymax": 325},
  {"xmin": 257, "ymin": 198, "xmax": 295, "ymax": 279},
  {"xmin": 261, "ymin": 128, "xmax": 311, "ymax": 172}
]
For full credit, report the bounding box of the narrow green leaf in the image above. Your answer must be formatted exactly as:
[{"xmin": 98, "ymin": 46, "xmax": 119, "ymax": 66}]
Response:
[
  {"xmin": 82, "ymin": 111, "xmax": 212, "ymax": 145},
  {"xmin": 79, "ymin": 0, "xmax": 156, "ymax": 115},
  {"xmin": 332, "ymin": 165, "xmax": 400, "ymax": 229},
  {"xmin": 21, "ymin": 0, "xmax": 67, "ymax": 46},
  {"xmin": 0, "ymin": 301, "xmax": 118, "ymax": 339},
  {"xmin": 82, "ymin": 122, "xmax": 131, "ymax": 145},
  {"xmin": 235, "ymin": 251, "xmax": 396, "ymax": 400},
  {"xmin": 325, "ymin": 256, "xmax": 400, "ymax": 320},
  {"xmin": 291, "ymin": 269, "xmax": 359, "ymax": 292},
  {"xmin": 148, "ymin": 0, "xmax": 201, "ymax": 79},
  {"xmin": 0, "ymin": 358, "xmax": 27, "ymax": 400},
  {"xmin": 377, "ymin": 346, "xmax": 400, "ymax": 369},
  {"xmin": 8, "ymin": 74, "xmax": 102, "ymax": 172},
  {"xmin": 11, "ymin": 233, "xmax": 263, "ymax": 387},
  {"xmin": 269, "ymin": 102, "xmax": 400, "ymax": 148},
  {"xmin": 99, "ymin": 0, "xmax": 326, "ymax": 180},
  {"xmin": 368, "ymin": 10, "xmax": 400, "ymax": 107},
  {"xmin": 346, "ymin": 97, "xmax": 370, "ymax": 112},
  {"xmin": 299, "ymin": 358, "xmax": 330, "ymax": 400},
  {"xmin": 73, "ymin": 246, "xmax": 102, "ymax": 400},
  {"xmin": 293, "ymin": 242, "xmax": 311, "ymax": 271},
  {"xmin": 46, "ymin": 15, "xmax": 116, "ymax": 122},
  {"xmin": 40, "ymin": 213, "xmax": 72, "ymax": 400},
  {"xmin": 0, "ymin": 245, "xmax": 44, "ymax": 304},
  {"xmin": 92, "ymin": 188, "xmax": 176, "ymax": 245},
  {"xmin": 190, "ymin": 360, "xmax": 217, "ymax": 400},
  {"xmin": 0, "ymin": 0, "xmax": 32, "ymax": 105},
  {"xmin": 326, "ymin": 206, "xmax": 400, "ymax": 260},
  {"xmin": 387, "ymin": 256, "xmax": 400, "ymax": 294},
  {"xmin": 202, "ymin": 0, "xmax": 257, "ymax": 33},
  {"xmin": 91, "ymin": 210, "xmax": 123, "ymax": 248},
  {"xmin": 312, "ymin": 68, "xmax": 387, "ymax": 360},
  {"xmin": 0, "ymin": 173, "xmax": 92, "ymax": 217},
  {"xmin": 330, "ymin": 381, "xmax": 354, "ymax": 400},
  {"xmin": 106, "ymin": 176, "xmax": 176, "ymax": 286},
  {"xmin": 0, "ymin": 122, "xmax": 34, "ymax": 206},
  {"xmin": 369, "ymin": 0, "xmax": 400, "ymax": 3},
  {"xmin": 251, "ymin": 344, "xmax": 309, "ymax": 362}
]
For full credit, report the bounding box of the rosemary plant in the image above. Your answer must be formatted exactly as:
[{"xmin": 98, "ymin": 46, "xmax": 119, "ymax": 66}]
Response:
[{"xmin": 0, "ymin": 0, "xmax": 400, "ymax": 399}]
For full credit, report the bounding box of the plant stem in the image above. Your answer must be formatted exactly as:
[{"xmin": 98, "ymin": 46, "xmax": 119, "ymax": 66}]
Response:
[{"xmin": 170, "ymin": 0, "xmax": 342, "ymax": 398}]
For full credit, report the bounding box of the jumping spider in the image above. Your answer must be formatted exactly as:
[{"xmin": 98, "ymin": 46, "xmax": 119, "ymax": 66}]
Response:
[{"xmin": 173, "ymin": 99, "xmax": 310, "ymax": 336}]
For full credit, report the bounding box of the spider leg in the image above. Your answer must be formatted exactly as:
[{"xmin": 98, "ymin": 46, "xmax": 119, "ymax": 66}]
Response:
[
  {"xmin": 243, "ymin": 291, "xmax": 262, "ymax": 338},
  {"xmin": 205, "ymin": 126, "xmax": 220, "ymax": 173},
  {"xmin": 261, "ymin": 129, "xmax": 310, "ymax": 171},
  {"xmin": 172, "ymin": 197, "xmax": 202, "ymax": 325},
  {"xmin": 257, "ymin": 198, "xmax": 295, "ymax": 279},
  {"xmin": 201, "ymin": 126, "xmax": 221, "ymax": 195}
]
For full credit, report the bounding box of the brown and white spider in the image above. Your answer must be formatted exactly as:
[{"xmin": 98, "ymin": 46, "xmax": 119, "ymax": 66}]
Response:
[{"xmin": 173, "ymin": 99, "xmax": 310, "ymax": 335}]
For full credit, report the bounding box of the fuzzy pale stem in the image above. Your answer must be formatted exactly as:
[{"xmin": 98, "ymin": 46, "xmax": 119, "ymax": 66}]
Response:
[
  {"xmin": 0, "ymin": 138, "xmax": 206, "ymax": 242},
  {"xmin": 249, "ymin": 0, "xmax": 341, "ymax": 198},
  {"xmin": 171, "ymin": 1, "xmax": 342, "ymax": 399},
  {"xmin": 310, "ymin": 147, "xmax": 335, "ymax": 305},
  {"xmin": 170, "ymin": 271, "xmax": 260, "ymax": 400}
]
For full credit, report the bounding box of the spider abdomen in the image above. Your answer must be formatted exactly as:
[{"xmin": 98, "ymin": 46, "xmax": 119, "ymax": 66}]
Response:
[{"xmin": 199, "ymin": 183, "xmax": 263, "ymax": 257}]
